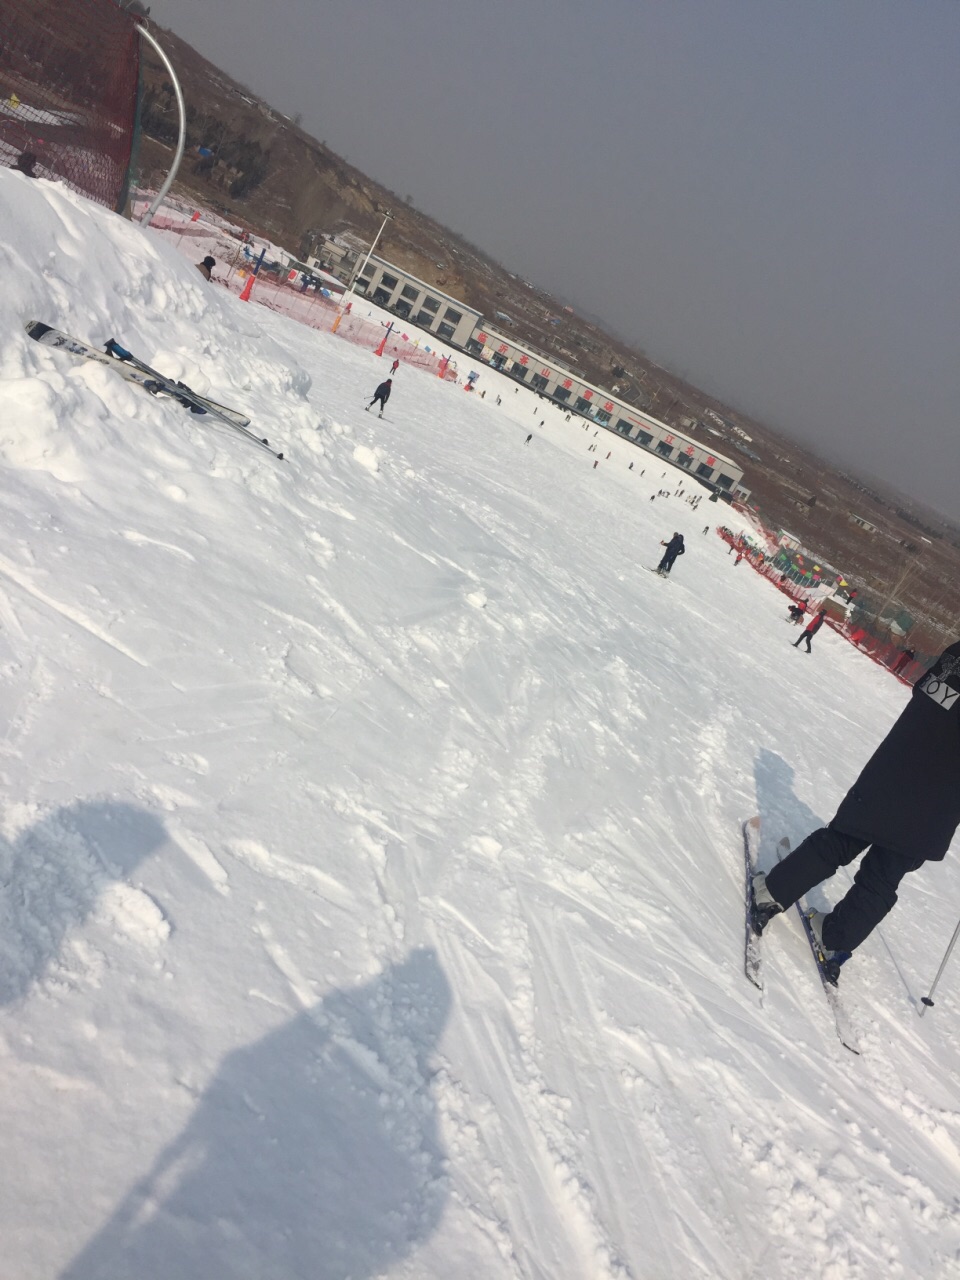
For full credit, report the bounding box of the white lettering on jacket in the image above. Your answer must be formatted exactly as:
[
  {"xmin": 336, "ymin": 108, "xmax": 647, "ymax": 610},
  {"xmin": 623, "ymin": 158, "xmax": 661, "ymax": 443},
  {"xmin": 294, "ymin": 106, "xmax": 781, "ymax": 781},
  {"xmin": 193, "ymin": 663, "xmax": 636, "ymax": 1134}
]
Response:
[{"xmin": 918, "ymin": 673, "xmax": 960, "ymax": 711}]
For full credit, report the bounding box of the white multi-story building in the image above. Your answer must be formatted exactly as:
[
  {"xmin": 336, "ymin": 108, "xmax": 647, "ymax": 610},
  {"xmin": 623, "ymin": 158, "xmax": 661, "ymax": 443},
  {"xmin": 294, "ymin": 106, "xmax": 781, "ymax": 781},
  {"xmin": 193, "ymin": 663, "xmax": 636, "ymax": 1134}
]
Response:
[{"xmin": 350, "ymin": 254, "xmax": 746, "ymax": 496}]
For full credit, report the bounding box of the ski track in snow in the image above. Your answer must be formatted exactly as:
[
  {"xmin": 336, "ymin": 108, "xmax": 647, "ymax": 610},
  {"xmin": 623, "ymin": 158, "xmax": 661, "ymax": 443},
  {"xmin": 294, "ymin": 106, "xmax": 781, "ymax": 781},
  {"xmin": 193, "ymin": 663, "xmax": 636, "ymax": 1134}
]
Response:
[{"xmin": 0, "ymin": 173, "xmax": 959, "ymax": 1279}]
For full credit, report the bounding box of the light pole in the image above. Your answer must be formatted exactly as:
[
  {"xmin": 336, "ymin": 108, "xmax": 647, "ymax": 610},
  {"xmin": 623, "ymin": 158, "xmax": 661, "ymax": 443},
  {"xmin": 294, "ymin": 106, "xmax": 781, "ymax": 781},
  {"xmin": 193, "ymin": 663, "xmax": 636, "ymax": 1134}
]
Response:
[{"xmin": 342, "ymin": 211, "xmax": 392, "ymax": 306}]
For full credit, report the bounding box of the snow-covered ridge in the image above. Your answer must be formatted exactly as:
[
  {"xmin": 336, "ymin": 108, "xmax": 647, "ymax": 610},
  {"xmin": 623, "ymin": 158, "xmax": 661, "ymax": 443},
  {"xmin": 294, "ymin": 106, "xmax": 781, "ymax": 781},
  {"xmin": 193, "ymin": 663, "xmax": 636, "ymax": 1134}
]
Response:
[{"xmin": 1, "ymin": 172, "xmax": 958, "ymax": 1279}]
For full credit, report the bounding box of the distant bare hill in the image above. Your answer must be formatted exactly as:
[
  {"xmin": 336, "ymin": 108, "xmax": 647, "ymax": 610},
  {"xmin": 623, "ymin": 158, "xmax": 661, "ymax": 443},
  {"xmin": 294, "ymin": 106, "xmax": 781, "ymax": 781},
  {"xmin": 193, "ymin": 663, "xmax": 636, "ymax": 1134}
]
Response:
[{"xmin": 135, "ymin": 21, "xmax": 959, "ymax": 645}]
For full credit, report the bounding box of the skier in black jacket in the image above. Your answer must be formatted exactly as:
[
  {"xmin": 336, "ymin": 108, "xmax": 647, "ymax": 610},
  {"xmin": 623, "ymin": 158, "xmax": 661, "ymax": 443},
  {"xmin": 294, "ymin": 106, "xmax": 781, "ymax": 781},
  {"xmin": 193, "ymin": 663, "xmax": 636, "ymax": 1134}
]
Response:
[
  {"xmin": 750, "ymin": 640, "xmax": 960, "ymax": 980},
  {"xmin": 656, "ymin": 532, "xmax": 685, "ymax": 576},
  {"xmin": 365, "ymin": 378, "xmax": 392, "ymax": 417}
]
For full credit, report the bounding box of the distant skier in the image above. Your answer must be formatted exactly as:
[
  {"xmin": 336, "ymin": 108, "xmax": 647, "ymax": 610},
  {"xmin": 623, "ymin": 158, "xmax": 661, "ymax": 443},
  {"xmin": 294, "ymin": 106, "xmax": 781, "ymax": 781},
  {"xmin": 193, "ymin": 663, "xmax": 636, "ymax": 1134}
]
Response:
[
  {"xmin": 891, "ymin": 648, "xmax": 915, "ymax": 676},
  {"xmin": 749, "ymin": 639, "xmax": 960, "ymax": 982},
  {"xmin": 197, "ymin": 255, "xmax": 216, "ymax": 281},
  {"xmin": 525, "ymin": 433, "xmax": 533, "ymax": 444},
  {"xmin": 787, "ymin": 602, "xmax": 806, "ymax": 625},
  {"xmin": 793, "ymin": 608, "xmax": 826, "ymax": 652},
  {"xmin": 365, "ymin": 378, "xmax": 392, "ymax": 417},
  {"xmin": 390, "ymin": 359, "xmax": 400, "ymax": 375},
  {"xmin": 703, "ymin": 525, "xmax": 710, "ymax": 535},
  {"xmin": 656, "ymin": 532, "xmax": 685, "ymax": 576}
]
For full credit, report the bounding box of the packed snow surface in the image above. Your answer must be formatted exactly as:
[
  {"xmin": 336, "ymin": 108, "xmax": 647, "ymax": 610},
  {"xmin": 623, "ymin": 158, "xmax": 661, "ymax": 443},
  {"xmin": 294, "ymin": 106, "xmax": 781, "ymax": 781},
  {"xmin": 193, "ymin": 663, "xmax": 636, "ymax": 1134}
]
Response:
[{"xmin": 1, "ymin": 174, "xmax": 959, "ymax": 1280}]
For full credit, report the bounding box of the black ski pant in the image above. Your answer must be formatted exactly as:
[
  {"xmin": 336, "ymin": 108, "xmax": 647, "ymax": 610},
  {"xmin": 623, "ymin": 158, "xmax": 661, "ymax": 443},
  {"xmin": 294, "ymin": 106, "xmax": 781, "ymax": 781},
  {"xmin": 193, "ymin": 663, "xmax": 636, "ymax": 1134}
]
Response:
[
  {"xmin": 794, "ymin": 631, "xmax": 814, "ymax": 651},
  {"xmin": 657, "ymin": 553, "xmax": 677, "ymax": 574},
  {"xmin": 765, "ymin": 821, "xmax": 922, "ymax": 953},
  {"xmin": 369, "ymin": 394, "xmax": 388, "ymax": 411}
]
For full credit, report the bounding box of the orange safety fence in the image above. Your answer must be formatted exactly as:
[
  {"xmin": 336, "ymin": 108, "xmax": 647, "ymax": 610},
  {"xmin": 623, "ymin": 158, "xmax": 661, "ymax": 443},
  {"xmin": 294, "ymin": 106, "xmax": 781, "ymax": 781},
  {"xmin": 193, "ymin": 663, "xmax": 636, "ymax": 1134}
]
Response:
[{"xmin": 716, "ymin": 528, "xmax": 934, "ymax": 684}]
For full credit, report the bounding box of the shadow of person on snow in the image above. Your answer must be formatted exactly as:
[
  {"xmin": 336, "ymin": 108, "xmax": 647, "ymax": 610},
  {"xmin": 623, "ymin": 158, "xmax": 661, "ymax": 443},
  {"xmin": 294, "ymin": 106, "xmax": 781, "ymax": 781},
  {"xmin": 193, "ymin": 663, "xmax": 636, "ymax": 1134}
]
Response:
[
  {"xmin": 753, "ymin": 747, "xmax": 825, "ymax": 878},
  {"xmin": 0, "ymin": 799, "xmax": 168, "ymax": 1006},
  {"xmin": 60, "ymin": 947, "xmax": 452, "ymax": 1280}
]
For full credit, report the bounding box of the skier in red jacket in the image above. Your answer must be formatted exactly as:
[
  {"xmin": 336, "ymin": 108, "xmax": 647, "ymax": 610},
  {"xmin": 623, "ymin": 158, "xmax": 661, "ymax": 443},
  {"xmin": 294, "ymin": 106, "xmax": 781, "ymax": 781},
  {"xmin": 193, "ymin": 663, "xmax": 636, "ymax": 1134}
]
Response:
[{"xmin": 793, "ymin": 609, "xmax": 826, "ymax": 653}]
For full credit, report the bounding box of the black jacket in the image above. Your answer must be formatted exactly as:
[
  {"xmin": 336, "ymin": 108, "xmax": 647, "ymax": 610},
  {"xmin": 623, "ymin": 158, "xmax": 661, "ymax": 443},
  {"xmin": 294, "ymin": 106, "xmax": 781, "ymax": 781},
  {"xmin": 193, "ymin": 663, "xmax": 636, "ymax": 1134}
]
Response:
[
  {"xmin": 373, "ymin": 381, "xmax": 392, "ymax": 403},
  {"xmin": 833, "ymin": 640, "xmax": 960, "ymax": 860},
  {"xmin": 662, "ymin": 535, "xmax": 685, "ymax": 559}
]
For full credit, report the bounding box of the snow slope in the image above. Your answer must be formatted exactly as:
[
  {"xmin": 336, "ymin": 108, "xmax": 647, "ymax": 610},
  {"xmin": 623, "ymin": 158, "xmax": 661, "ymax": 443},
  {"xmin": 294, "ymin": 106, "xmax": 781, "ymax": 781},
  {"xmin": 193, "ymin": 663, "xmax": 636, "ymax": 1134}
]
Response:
[{"xmin": 1, "ymin": 173, "xmax": 959, "ymax": 1280}]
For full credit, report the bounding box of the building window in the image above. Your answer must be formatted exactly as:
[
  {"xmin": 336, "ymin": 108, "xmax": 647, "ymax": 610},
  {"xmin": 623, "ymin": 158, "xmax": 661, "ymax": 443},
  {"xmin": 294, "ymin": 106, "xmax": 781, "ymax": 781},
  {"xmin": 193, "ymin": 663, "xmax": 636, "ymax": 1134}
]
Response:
[
  {"xmin": 436, "ymin": 321, "xmax": 456, "ymax": 340},
  {"xmin": 492, "ymin": 352, "xmax": 507, "ymax": 370},
  {"xmin": 510, "ymin": 362, "xmax": 529, "ymax": 381},
  {"xmin": 634, "ymin": 429, "xmax": 653, "ymax": 447},
  {"xmin": 465, "ymin": 338, "xmax": 484, "ymax": 356},
  {"xmin": 356, "ymin": 277, "xmax": 372, "ymax": 293},
  {"xmin": 380, "ymin": 273, "xmax": 398, "ymax": 290},
  {"xmin": 655, "ymin": 441, "xmax": 673, "ymax": 458},
  {"xmin": 715, "ymin": 473, "xmax": 734, "ymax": 490},
  {"xmin": 531, "ymin": 373, "xmax": 548, "ymax": 392},
  {"xmin": 393, "ymin": 300, "xmax": 411, "ymax": 318},
  {"xmin": 676, "ymin": 453, "xmax": 693, "ymax": 468},
  {"xmin": 595, "ymin": 409, "xmax": 611, "ymax": 426},
  {"xmin": 373, "ymin": 288, "xmax": 392, "ymax": 306},
  {"xmin": 695, "ymin": 462, "xmax": 714, "ymax": 480},
  {"xmin": 575, "ymin": 396, "xmax": 592, "ymax": 414},
  {"xmin": 422, "ymin": 296, "xmax": 440, "ymax": 313},
  {"xmin": 615, "ymin": 418, "xmax": 632, "ymax": 435},
  {"xmin": 414, "ymin": 310, "xmax": 436, "ymax": 327},
  {"xmin": 401, "ymin": 284, "xmax": 420, "ymax": 301},
  {"xmin": 553, "ymin": 387, "xmax": 571, "ymax": 403},
  {"xmin": 443, "ymin": 307, "xmax": 463, "ymax": 324}
]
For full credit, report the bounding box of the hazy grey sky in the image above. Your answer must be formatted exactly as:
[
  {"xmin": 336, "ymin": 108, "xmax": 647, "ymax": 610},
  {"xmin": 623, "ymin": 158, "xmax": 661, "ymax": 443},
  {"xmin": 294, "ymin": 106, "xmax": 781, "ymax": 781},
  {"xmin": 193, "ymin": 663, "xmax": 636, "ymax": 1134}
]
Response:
[{"xmin": 154, "ymin": 0, "xmax": 960, "ymax": 518}]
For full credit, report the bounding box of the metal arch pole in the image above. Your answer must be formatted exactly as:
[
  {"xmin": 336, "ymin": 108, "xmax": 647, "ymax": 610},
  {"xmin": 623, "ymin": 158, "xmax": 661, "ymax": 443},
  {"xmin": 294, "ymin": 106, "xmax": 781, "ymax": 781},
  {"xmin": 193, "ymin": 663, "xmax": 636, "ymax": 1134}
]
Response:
[{"xmin": 136, "ymin": 25, "xmax": 186, "ymax": 227}]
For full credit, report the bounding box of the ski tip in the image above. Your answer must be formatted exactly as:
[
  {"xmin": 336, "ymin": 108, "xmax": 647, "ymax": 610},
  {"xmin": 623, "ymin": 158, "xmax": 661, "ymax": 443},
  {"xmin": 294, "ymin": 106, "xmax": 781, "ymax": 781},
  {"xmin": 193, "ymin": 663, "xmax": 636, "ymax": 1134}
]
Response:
[{"xmin": 24, "ymin": 320, "xmax": 51, "ymax": 339}]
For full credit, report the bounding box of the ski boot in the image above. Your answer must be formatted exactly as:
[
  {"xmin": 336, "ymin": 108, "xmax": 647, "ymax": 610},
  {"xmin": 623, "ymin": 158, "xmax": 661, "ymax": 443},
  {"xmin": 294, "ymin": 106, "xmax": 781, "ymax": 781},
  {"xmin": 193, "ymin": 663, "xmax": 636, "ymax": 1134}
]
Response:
[
  {"xmin": 748, "ymin": 872, "xmax": 783, "ymax": 935},
  {"xmin": 806, "ymin": 910, "xmax": 852, "ymax": 986}
]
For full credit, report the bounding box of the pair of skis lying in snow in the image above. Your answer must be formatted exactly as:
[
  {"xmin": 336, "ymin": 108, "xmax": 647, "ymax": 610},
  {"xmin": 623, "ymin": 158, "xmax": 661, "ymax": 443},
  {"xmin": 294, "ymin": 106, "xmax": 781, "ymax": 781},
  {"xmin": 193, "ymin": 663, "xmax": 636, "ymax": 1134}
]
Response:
[
  {"xmin": 25, "ymin": 322, "xmax": 284, "ymax": 461},
  {"xmin": 743, "ymin": 815, "xmax": 859, "ymax": 1055}
]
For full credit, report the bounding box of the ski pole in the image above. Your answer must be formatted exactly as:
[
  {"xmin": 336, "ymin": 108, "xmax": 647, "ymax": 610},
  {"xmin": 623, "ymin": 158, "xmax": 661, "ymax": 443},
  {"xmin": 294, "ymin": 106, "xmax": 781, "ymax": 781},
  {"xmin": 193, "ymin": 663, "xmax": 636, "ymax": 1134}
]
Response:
[{"xmin": 919, "ymin": 916, "xmax": 960, "ymax": 1016}]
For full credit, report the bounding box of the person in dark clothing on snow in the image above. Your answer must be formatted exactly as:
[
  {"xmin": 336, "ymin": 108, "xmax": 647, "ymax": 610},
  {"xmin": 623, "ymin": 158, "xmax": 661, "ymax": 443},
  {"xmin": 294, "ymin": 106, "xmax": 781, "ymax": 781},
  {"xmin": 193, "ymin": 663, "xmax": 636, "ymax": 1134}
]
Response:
[
  {"xmin": 197, "ymin": 255, "xmax": 216, "ymax": 280},
  {"xmin": 657, "ymin": 532, "xmax": 685, "ymax": 576},
  {"xmin": 11, "ymin": 150, "xmax": 38, "ymax": 177},
  {"xmin": 793, "ymin": 608, "xmax": 826, "ymax": 652},
  {"xmin": 892, "ymin": 648, "xmax": 915, "ymax": 676},
  {"xmin": 750, "ymin": 640, "xmax": 960, "ymax": 982},
  {"xmin": 787, "ymin": 602, "xmax": 806, "ymax": 624},
  {"xmin": 365, "ymin": 378, "xmax": 392, "ymax": 417}
]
